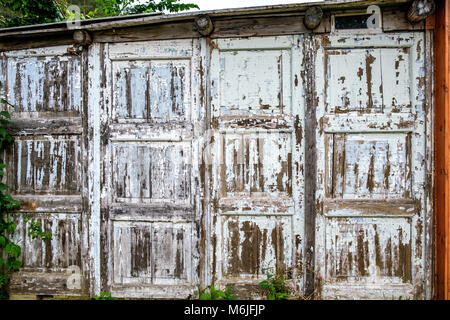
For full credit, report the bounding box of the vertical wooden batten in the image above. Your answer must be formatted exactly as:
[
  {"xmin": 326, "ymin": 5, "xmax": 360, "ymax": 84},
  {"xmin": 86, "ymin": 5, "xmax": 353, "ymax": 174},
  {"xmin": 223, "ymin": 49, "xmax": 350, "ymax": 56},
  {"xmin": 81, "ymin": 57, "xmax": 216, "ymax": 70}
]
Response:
[{"xmin": 434, "ymin": 0, "xmax": 450, "ymax": 300}]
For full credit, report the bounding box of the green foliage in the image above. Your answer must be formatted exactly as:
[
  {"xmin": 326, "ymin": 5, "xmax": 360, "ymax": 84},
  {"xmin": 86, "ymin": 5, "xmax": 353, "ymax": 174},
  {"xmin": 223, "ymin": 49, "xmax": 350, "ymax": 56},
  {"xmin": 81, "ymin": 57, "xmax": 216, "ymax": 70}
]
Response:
[
  {"xmin": 382, "ymin": 293, "xmax": 411, "ymax": 300},
  {"xmin": 0, "ymin": 0, "xmax": 199, "ymax": 27},
  {"xmin": 0, "ymin": 0, "xmax": 66, "ymax": 28},
  {"xmin": 0, "ymin": 81, "xmax": 52, "ymax": 299},
  {"xmin": 258, "ymin": 268, "xmax": 291, "ymax": 300},
  {"xmin": 93, "ymin": 292, "xmax": 117, "ymax": 300},
  {"xmin": 84, "ymin": 0, "xmax": 199, "ymax": 18},
  {"xmin": 69, "ymin": 0, "xmax": 98, "ymax": 16},
  {"xmin": 22, "ymin": 216, "xmax": 52, "ymax": 241},
  {"xmin": 195, "ymin": 285, "xmax": 238, "ymax": 300}
]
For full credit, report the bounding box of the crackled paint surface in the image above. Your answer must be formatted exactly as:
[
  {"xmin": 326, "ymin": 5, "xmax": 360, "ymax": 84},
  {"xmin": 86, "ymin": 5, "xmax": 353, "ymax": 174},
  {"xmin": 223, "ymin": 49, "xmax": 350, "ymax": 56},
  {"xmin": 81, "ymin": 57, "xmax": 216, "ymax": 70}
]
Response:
[
  {"xmin": 209, "ymin": 36, "xmax": 305, "ymax": 298},
  {"xmin": 0, "ymin": 46, "xmax": 84, "ymax": 296},
  {"xmin": 315, "ymin": 33, "xmax": 428, "ymax": 300},
  {"xmin": 100, "ymin": 39, "xmax": 201, "ymax": 299}
]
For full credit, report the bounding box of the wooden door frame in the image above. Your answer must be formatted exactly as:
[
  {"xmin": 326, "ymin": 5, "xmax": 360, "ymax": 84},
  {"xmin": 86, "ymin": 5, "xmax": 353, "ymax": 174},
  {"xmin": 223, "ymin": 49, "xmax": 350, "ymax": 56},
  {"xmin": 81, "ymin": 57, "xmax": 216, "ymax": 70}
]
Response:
[{"xmin": 434, "ymin": 0, "xmax": 450, "ymax": 301}]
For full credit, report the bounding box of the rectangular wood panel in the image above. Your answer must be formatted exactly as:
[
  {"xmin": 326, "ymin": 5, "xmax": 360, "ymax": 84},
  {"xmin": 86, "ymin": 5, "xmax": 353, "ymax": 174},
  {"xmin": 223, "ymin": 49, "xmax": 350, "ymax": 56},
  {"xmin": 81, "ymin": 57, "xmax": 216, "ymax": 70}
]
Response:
[
  {"xmin": 112, "ymin": 60, "xmax": 190, "ymax": 122},
  {"xmin": 325, "ymin": 47, "xmax": 412, "ymax": 113},
  {"xmin": 219, "ymin": 132, "xmax": 292, "ymax": 198},
  {"xmin": 327, "ymin": 133, "xmax": 411, "ymax": 199},
  {"xmin": 112, "ymin": 142, "xmax": 191, "ymax": 203},
  {"xmin": 11, "ymin": 136, "xmax": 81, "ymax": 195},
  {"xmin": 222, "ymin": 216, "xmax": 292, "ymax": 277},
  {"xmin": 112, "ymin": 222, "xmax": 193, "ymax": 285},
  {"xmin": 325, "ymin": 217, "xmax": 412, "ymax": 282},
  {"xmin": 6, "ymin": 54, "xmax": 81, "ymax": 116}
]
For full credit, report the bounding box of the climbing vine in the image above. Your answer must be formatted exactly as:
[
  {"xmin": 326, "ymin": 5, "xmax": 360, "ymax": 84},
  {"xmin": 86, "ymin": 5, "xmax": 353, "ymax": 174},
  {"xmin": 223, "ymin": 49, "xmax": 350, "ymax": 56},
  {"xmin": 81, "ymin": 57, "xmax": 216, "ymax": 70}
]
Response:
[{"xmin": 0, "ymin": 81, "xmax": 51, "ymax": 299}]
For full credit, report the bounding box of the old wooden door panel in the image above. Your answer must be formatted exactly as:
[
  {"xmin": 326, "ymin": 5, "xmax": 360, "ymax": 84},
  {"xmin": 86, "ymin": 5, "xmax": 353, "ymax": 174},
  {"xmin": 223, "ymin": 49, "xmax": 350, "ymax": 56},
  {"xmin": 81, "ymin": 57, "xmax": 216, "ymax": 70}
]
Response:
[
  {"xmin": 210, "ymin": 36, "xmax": 305, "ymax": 293},
  {"xmin": 101, "ymin": 39, "xmax": 201, "ymax": 298},
  {"xmin": 315, "ymin": 33, "xmax": 427, "ymax": 299},
  {"xmin": 0, "ymin": 46, "xmax": 85, "ymax": 296}
]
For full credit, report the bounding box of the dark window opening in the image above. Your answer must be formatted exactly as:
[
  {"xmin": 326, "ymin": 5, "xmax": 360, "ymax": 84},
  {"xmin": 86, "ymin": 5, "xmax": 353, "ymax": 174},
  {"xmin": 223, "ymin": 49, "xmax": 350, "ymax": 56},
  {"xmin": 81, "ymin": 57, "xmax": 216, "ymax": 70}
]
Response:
[{"xmin": 334, "ymin": 14, "xmax": 373, "ymax": 30}]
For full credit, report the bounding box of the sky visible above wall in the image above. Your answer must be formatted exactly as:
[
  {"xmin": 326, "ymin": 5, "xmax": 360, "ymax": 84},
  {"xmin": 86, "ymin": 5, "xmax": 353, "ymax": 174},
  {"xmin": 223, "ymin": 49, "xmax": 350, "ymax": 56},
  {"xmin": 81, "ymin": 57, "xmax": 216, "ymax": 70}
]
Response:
[
  {"xmin": 179, "ymin": 0, "xmax": 323, "ymax": 11},
  {"xmin": 191, "ymin": 0, "xmax": 321, "ymax": 10}
]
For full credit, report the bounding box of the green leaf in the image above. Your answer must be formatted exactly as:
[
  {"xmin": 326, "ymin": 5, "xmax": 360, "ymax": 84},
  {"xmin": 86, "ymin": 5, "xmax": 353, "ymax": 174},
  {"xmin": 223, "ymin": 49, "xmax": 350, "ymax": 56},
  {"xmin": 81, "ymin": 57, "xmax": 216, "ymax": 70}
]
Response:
[
  {"xmin": 0, "ymin": 236, "xmax": 6, "ymax": 247},
  {"xmin": 0, "ymin": 111, "xmax": 11, "ymax": 119},
  {"xmin": 5, "ymin": 242, "xmax": 21, "ymax": 257},
  {"xmin": 7, "ymin": 222, "xmax": 16, "ymax": 233},
  {"xmin": 6, "ymin": 257, "xmax": 21, "ymax": 271}
]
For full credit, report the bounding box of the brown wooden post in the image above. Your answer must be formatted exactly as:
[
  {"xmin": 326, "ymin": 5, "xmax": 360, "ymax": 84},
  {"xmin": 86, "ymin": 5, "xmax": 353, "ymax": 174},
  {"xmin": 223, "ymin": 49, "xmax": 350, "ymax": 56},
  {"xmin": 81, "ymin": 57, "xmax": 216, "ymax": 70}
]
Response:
[{"xmin": 434, "ymin": 0, "xmax": 450, "ymax": 300}]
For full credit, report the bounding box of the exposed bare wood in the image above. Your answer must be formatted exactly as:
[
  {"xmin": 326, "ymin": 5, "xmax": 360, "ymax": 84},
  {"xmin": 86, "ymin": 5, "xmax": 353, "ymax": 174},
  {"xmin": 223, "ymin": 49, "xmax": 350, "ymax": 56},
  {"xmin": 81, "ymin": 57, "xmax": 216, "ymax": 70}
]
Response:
[
  {"xmin": 0, "ymin": 33, "xmax": 74, "ymax": 52},
  {"xmin": 0, "ymin": 0, "xmax": 411, "ymax": 37},
  {"xmin": 434, "ymin": 0, "xmax": 449, "ymax": 300},
  {"xmin": 93, "ymin": 22, "xmax": 198, "ymax": 43},
  {"xmin": 0, "ymin": 1, "xmax": 435, "ymax": 300}
]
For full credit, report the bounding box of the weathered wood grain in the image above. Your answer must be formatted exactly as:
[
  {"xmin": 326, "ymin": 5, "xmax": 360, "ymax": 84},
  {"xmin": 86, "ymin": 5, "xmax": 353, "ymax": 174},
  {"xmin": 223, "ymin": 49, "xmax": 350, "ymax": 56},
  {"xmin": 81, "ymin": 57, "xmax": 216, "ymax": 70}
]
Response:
[
  {"xmin": 0, "ymin": 45, "xmax": 86, "ymax": 296},
  {"xmin": 99, "ymin": 39, "xmax": 201, "ymax": 299},
  {"xmin": 209, "ymin": 35, "xmax": 305, "ymax": 298},
  {"xmin": 0, "ymin": 5, "xmax": 435, "ymax": 300},
  {"xmin": 314, "ymin": 32, "xmax": 428, "ymax": 300},
  {"xmin": 433, "ymin": 0, "xmax": 449, "ymax": 300}
]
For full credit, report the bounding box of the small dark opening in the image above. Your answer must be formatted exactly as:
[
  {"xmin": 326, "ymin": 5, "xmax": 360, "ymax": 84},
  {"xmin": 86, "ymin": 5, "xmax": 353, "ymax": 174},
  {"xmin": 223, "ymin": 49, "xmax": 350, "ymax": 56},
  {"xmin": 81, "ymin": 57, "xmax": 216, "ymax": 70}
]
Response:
[{"xmin": 335, "ymin": 14, "xmax": 372, "ymax": 30}]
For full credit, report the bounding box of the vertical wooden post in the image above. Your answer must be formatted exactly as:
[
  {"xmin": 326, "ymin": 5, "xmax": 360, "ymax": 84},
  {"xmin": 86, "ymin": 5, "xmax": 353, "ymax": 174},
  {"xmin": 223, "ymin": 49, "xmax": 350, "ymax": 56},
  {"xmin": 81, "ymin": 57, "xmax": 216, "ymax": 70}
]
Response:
[{"xmin": 434, "ymin": 0, "xmax": 450, "ymax": 300}]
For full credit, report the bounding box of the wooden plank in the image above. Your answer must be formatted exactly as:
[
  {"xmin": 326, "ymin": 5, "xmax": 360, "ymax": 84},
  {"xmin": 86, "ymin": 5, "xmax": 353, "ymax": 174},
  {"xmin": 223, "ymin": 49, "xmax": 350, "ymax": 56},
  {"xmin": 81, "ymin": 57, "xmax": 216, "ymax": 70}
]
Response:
[
  {"xmin": 382, "ymin": 8, "xmax": 425, "ymax": 31},
  {"xmin": 8, "ymin": 118, "xmax": 82, "ymax": 136},
  {"xmin": 434, "ymin": 0, "xmax": 450, "ymax": 301},
  {"xmin": 0, "ymin": 33, "xmax": 74, "ymax": 52},
  {"xmin": 0, "ymin": 0, "xmax": 412, "ymax": 38},
  {"xmin": 211, "ymin": 15, "xmax": 309, "ymax": 38},
  {"xmin": 93, "ymin": 21, "xmax": 198, "ymax": 43},
  {"xmin": 86, "ymin": 43, "xmax": 102, "ymax": 296},
  {"xmin": 9, "ymin": 271, "xmax": 85, "ymax": 296},
  {"xmin": 424, "ymin": 27, "xmax": 435, "ymax": 300},
  {"xmin": 0, "ymin": 5, "xmax": 425, "ymax": 51},
  {"xmin": 304, "ymin": 35, "xmax": 317, "ymax": 298}
]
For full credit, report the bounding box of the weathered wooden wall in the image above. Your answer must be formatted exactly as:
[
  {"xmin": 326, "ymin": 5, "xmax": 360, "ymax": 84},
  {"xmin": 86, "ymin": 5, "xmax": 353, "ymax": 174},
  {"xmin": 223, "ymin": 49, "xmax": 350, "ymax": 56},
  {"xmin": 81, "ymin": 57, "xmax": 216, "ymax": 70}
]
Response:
[
  {"xmin": 434, "ymin": 0, "xmax": 449, "ymax": 300},
  {"xmin": 0, "ymin": 2, "xmax": 435, "ymax": 300}
]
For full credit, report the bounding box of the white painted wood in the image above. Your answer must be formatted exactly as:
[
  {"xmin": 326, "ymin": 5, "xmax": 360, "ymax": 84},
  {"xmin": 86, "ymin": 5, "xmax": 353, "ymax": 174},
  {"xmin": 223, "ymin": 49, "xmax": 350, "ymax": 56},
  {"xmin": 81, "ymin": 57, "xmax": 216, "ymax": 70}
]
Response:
[
  {"xmin": 0, "ymin": 45, "xmax": 86, "ymax": 296},
  {"xmin": 210, "ymin": 35, "xmax": 305, "ymax": 296},
  {"xmin": 101, "ymin": 39, "xmax": 201, "ymax": 298},
  {"xmin": 0, "ymin": 27, "xmax": 433, "ymax": 300}
]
